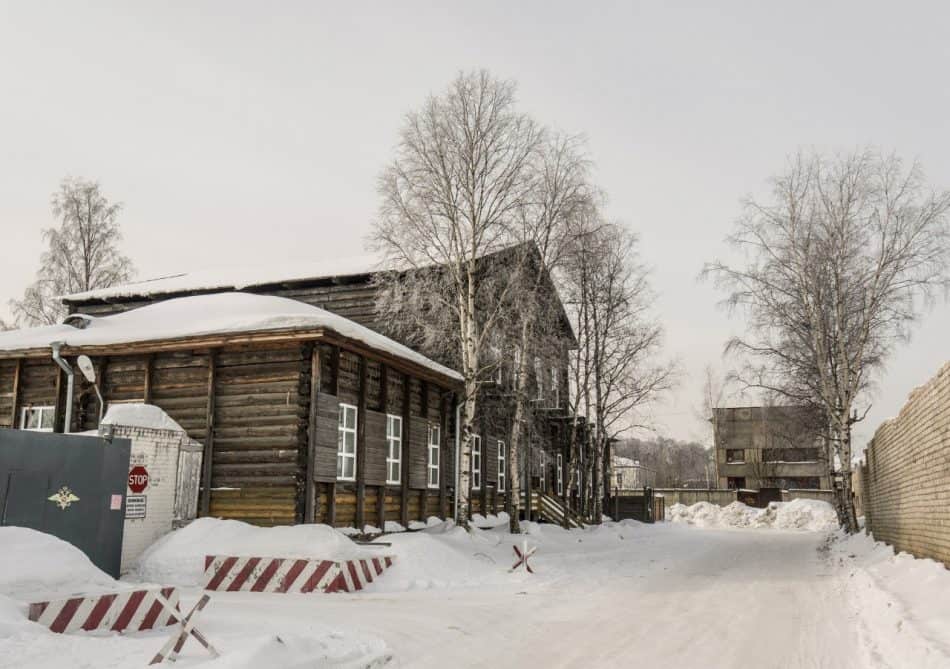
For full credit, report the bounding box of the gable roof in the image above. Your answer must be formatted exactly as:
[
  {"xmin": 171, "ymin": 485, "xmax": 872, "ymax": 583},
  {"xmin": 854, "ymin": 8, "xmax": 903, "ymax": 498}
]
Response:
[
  {"xmin": 62, "ymin": 254, "xmax": 385, "ymax": 304},
  {"xmin": 0, "ymin": 292, "xmax": 463, "ymax": 384},
  {"xmin": 62, "ymin": 243, "xmax": 577, "ymax": 347}
]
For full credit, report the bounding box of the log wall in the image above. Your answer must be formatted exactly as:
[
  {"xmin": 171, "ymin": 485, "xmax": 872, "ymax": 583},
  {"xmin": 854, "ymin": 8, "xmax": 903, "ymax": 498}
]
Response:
[{"xmin": 0, "ymin": 338, "xmax": 458, "ymax": 530}]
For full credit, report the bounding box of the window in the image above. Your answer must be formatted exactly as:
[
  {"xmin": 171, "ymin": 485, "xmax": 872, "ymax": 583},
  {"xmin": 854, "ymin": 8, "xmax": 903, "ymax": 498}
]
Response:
[
  {"xmin": 428, "ymin": 425, "xmax": 440, "ymax": 488},
  {"xmin": 386, "ymin": 414, "xmax": 402, "ymax": 485},
  {"xmin": 761, "ymin": 477, "xmax": 821, "ymax": 490},
  {"xmin": 514, "ymin": 349, "xmax": 522, "ymax": 379},
  {"xmin": 726, "ymin": 476, "xmax": 746, "ymax": 490},
  {"xmin": 762, "ymin": 448, "xmax": 819, "ymax": 463},
  {"xmin": 725, "ymin": 449, "xmax": 745, "ymax": 463},
  {"xmin": 615, "ymin": 472, "xmax": 623, "ymax": 489},
  {"xmin": 337, "ymin": 404, "xmax": 357, "ymax": 481},
  {"xmin": 471, "ymin": 435, "xmax": 481, "ymax": 490},
  {"xmin": 534, "ymin": 357, "xmax": 543, "ymax": 400},
  {"xmin": 20, "ymin": 406, "xmax": 55, "ymax": 432},
  {"xmin": 539, "ymin": 451, "xmax": 546, "ymax": 491},
  {"xmin": 556, "ymin": 453, "xmax": 564, "ymax": 495},
  {"xmin": 551, "ymin": 367, "xmax": 560, "ymax": 408},
  {"xmin": 497, "ymin": 441, "xmax": 506, "ymax": 493}
]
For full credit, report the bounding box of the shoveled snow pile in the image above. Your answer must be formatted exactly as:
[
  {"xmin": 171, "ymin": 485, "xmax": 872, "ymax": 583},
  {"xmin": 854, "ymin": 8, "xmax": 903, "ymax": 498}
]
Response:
[
  {"xmin": 0, "ymin": 594, "xmax": 38, "ymax": 638},
  {"xmin": 101, "ymin": 403, "xmax": 184, "ymax": 432},
  {"xmin": 670, "ymin": 499, "xmax": 838, "ymax": 531},
  {"xmin": 0, "ymin": 527, "xmax": 118, "ymax": 600},
  {"xmin": 130, "ymin": 518, "xmax": 371, "ymax": 586},
  {"xmin": 831, "ymin": 531, "xmax": 950, "ymax": 667},
  {"xmin": 472, "ymin": 512, "xmax": 510, "ymax": 529},
  {"xmin": 365, "ymin": 521, "xmax": 512, "ymax": 592}
]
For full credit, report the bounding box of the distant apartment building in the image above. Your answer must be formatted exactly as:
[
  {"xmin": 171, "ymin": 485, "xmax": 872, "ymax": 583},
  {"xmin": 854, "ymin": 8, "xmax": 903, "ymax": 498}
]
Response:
[{"xmin": 712, "ymin": 406, "xmax": 830, "ymax": 491}]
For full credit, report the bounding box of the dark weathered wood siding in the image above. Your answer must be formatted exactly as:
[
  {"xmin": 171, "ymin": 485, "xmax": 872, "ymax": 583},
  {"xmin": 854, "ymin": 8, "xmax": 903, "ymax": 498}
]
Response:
[{"xmin": 313, "ymin": 392, "xmax": 339, "ymax": 483}]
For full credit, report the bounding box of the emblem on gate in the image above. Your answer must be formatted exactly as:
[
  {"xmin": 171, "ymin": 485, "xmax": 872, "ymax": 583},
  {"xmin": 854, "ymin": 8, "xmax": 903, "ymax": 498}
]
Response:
[{"xmin": 48, "ymin": 486, "xmax": 80, "ymax": 510}]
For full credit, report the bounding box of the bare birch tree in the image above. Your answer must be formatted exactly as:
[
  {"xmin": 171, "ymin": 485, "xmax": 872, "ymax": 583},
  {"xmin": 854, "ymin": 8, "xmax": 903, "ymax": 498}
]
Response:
[
  {"xmin": 11, "ymin": 177, "xmax": 134, "ymax": 326},
  {"xmin": 502, "ymin": 134, "xmax": 593, "ymax": 532},
  {"xmin": 371, "ymin": 70, "xmax": 543, "ymax": 529},
  {"xmin": 705, "ymin": 150, "xmax": 950, "ymax": 532},
  {"xmin": 564, "ymin": 218, "xmax": 676, "ymax": 519}
]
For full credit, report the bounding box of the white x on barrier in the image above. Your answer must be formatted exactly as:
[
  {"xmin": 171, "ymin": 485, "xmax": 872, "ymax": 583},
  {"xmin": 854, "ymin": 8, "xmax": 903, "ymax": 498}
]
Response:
[{"xmin": 149, "ymin": 593, "xmax": 219, "ymax": 665}]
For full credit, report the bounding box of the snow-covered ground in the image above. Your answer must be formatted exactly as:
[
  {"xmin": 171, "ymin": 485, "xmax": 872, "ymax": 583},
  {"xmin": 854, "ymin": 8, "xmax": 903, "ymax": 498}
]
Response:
[{"xmin": 2, "ymin": 507, "xmax": 949, "ymax": 668}]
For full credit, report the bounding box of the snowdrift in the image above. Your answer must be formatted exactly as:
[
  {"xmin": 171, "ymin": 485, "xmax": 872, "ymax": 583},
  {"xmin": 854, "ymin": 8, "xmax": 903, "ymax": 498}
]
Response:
[
  {"xmin": 131, "ymin": 518, "xmax": 371, "ymax": 587},
  {"xmin": 0, "ymin": 527, "xmax": 118, "ymax": 600},
  {"xmin": 367, "ymin": 522, "xmax": 509, "ymax": 592},
  {"xmin": 669, "ymin": 499, "xmax": 837, "ymax": 531}
]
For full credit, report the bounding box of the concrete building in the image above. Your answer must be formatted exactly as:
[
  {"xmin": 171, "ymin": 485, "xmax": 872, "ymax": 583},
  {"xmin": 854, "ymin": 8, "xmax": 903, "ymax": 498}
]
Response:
[{"xmin": 712, "ymin": 406, "xmax": 831, "ymax": 492}]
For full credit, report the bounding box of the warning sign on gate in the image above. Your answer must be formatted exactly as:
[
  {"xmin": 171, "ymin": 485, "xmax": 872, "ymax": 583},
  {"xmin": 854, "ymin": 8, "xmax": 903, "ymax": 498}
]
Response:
[
  {"xmin": 126, "ymin": 494, "xmax": 147, "ymax": 519},
  {"xmin": 128, "ymin": 466, "xmax": 149, "ymax": 493}
]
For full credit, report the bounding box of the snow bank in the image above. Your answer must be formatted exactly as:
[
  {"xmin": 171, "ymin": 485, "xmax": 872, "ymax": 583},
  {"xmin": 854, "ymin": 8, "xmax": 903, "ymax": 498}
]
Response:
[
  {"xmin": 130, "ymin": 518, "xmax": 370, "ymax": 587},
  {"xmin": 0, "ymin": 527, "xmax": 117, "ymax": 600},
  {"xmin": 198, "ymin": 633, "xmax": 391, "ymax": 669},
  {"xmin": 366, "ymin": 522, "xmax": 511, "ymax": 592},
  {"xmin": 0, "ymin": 594, "xmax": 38, "ymax": 639},
  {"xmin": 101, "ymin": 403, "xmax": 183, "ymax": 432},
  {"xmin": 670, "ymin": 499, "xmax": 837, "ymax": 531},
  {"xmin": 832, "ymin": 531, "xmax": 950, "ymax": 667},
  {"xmin": 472, "ymin": 512, "xmax": 510, "ymax": 529}
]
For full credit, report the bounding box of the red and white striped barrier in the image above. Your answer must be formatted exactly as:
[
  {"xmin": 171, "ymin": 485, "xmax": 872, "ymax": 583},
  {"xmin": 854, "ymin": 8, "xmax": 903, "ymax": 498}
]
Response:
[
  {"xmin": 28, "ymin": 587, "xmax": 180, "ymax": 634},
  {"xmin": 203, "ymin": 555, "xmax": 394, "ymax": 594}
]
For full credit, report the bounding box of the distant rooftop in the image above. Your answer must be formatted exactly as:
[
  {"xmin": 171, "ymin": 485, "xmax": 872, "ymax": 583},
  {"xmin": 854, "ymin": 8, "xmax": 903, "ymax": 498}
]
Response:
[{"xmin": 63, "ymin": 253, "xmax": 386, "ymax": 303}]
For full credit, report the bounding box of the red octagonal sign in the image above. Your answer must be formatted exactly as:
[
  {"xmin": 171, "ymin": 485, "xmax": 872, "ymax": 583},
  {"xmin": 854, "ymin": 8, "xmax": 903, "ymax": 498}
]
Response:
[{"xmin": 128, "ymin": 466, "xmax": 149, "ymax": 493}]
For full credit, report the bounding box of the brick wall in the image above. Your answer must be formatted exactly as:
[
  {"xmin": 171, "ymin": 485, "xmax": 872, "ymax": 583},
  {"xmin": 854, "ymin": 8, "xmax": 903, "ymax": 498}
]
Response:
[{"xmin": 864, "ymin": 361, "xmax": 950, "ymax": 567}]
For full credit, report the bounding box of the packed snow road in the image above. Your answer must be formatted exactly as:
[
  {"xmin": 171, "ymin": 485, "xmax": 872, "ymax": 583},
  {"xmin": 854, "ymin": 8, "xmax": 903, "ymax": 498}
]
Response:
[
  {"xmin": 4, "ymin": 515, "xmax": 949, "ymax": 668},
  {"xmin": 226, "ymin": 526, "xmax": 864, "ymax": 669}
]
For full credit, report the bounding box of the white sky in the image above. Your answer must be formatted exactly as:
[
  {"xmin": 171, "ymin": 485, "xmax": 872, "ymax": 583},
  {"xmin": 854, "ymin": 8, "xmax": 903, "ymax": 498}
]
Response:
[{"xmin": 1, "ymin": 1, "xmax": 948, "ymax": 448}]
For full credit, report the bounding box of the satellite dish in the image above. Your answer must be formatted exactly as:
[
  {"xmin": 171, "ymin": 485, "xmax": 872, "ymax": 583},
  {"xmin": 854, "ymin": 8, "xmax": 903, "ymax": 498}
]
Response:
[{"xmin": 77, "ymin": 355, "xmax": 97, "ymax": 383}]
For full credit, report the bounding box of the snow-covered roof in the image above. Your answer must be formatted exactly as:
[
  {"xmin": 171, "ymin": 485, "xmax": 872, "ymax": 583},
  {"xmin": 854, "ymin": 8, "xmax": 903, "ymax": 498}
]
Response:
[
  {"xmin": 0, "ymin": 292, "xmax": 462, "ymax": 382},
  {"xmin": 63, "ymin": 254, "xmax": 386, "ymax": 303},
  {"xmin": 102, "ymin": 403, "xmax": 185, "ymax": 432}
]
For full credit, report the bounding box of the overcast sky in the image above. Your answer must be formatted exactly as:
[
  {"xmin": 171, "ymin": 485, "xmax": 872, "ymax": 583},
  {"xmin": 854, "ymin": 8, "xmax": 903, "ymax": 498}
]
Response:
[{"xmin": 1, "ymin": 2, "xmax": 948, "ymax": 448}]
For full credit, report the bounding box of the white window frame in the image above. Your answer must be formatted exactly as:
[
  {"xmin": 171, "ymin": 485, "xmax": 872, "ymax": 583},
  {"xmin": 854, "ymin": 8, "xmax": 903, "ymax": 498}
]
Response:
[
  {"xmin": 557, "ymin": 453, "xmax": 564, "ymax": 495},
  {"xmin": 386, "ymin": 414, "xmax": 402, "ymax": 485},
  {"xmin": 551, "ymin": 366, "xmax": 560, "ymax": 408},
  {"xmin": 471, "ymin": 435, "xmax": 482, "ymax": 490},
  {"xmin": 428, "ymin": 425, "xmax": 441, "ymax": 489},
  {"xmin": 497, "ymin": 440, "xmax": 506, "ymax": 493},
  {"xmin": 539, "ymin": 450, "xmax": 546, "ymax": 491},
  {"xmin": 20, "ymin": 405, "xmax": 55, "ymax": 432},
  {"xmin": 337, "ymin": 403, "xmax": 358, "ymax": 481}
]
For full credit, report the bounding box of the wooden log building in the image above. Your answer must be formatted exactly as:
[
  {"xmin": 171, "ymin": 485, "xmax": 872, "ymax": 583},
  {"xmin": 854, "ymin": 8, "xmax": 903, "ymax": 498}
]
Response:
[
  {"xmin": 0, "ymin": 293, "xmax": 463, "ymax": 528},
  {"xmin": 60, "ymin": 246, "xmax": 586, "ymax": 522}
]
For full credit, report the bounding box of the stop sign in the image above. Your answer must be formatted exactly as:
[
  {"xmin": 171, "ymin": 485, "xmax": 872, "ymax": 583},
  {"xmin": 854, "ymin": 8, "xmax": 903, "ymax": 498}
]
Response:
[{"xmin": 128, "ymin": 466, "xmax": 149, "ymax": 493}]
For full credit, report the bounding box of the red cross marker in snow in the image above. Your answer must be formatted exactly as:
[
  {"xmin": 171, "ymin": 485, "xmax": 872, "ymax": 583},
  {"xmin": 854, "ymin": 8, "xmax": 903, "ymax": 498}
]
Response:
[{"xmin": 510, "ymin": 540, "xmax": 537, "ymax": 574}]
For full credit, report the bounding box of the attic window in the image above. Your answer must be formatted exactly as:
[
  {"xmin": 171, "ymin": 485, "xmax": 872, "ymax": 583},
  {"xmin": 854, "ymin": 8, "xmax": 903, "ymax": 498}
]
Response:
[{"xmin": 61, "ymin": 313, "xmax": 93, "ymax": 329}]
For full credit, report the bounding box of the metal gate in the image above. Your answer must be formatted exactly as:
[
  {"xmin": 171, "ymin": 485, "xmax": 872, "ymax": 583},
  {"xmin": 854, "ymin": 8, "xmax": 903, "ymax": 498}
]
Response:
[{"xmin": 0, "ymin": 428, "xmax": 131, "ymax": 578}]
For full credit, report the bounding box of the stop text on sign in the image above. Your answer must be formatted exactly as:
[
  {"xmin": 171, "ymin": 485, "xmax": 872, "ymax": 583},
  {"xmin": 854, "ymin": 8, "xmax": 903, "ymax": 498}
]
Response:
[{"xmin": 128, "ymin": 466, "xmax": 149, "ymax": 493}]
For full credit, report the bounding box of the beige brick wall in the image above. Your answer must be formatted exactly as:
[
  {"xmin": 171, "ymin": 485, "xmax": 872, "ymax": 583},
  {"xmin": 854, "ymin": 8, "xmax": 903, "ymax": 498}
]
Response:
[{"xmin": 865, "ymin": 361, "xmax": 950, "ymax": 567}]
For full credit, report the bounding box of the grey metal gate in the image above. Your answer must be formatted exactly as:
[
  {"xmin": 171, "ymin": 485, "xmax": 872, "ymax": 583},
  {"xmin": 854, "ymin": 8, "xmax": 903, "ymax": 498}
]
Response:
[{"xmin": 0, "ymin": 428, "xmax": 131, "ymax": 578}]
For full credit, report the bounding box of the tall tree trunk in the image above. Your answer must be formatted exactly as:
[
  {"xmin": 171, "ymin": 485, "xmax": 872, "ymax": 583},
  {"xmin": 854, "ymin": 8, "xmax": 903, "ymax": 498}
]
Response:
[{"xmin": 507, "ymin": 345, "xmax": 530, "ymax": 533}]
